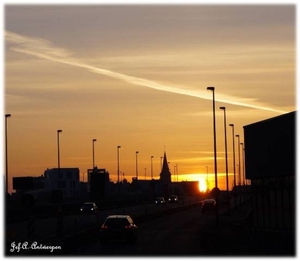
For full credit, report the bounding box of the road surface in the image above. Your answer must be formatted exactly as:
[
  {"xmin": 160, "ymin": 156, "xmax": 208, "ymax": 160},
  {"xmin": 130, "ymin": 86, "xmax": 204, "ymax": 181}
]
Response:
[{"xmin": 71, "ymin": 204, "xmax": 220, "ymax": 256}]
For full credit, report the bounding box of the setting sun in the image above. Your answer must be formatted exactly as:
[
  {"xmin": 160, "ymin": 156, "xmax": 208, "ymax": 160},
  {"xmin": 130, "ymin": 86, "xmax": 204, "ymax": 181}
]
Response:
[{"xmin": 198, "ymin": 178, "xmax": 207, "ymax": 192}]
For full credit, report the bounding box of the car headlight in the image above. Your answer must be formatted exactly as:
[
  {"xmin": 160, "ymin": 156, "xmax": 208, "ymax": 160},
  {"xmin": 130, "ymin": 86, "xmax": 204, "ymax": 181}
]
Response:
[
  {"xmin": 91, "ymin": 208, "xmax": 94, "ymax": 210},
  {"xmin": 80, "ymin": 208, "xmax": 83, "ymax": 211}
]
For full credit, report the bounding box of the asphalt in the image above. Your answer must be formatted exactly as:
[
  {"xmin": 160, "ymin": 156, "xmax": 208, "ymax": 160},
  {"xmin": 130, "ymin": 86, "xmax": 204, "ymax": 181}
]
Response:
[{"xmin": 199, "ymin": 202, "xmax": 295, "ymax": 256}]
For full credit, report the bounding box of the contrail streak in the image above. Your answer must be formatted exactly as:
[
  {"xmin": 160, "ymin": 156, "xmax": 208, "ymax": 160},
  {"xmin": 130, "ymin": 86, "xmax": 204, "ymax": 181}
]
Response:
[{"xmin": 5, "ymin": 31, "xmax": 287, "ymax": 114}]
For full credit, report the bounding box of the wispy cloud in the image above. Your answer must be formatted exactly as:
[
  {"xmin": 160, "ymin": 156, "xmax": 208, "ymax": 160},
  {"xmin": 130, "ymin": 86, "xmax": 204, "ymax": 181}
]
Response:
[{"xmin": 5, "ymin": 31, "xmax": 287, "ymax": 114}]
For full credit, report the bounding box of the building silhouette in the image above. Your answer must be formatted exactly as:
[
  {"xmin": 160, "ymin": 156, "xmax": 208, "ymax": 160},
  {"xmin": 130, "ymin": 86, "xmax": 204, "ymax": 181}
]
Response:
[
  {"xmin": 44, "ymin": 168, "xmax": 80, "ymax": 198},
  {"xmin": 87, "ymin": 167, "xmax": 110, "ymax": 201},
  {"xmin": 244, "ymin": 111, "xmax": 295, "ymax": 254}
]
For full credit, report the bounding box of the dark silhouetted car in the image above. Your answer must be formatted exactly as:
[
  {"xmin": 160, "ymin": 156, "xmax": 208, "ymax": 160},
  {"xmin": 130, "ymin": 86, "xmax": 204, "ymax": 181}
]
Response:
[
  {"xmin": 155, "ymin": 197, "xmax": 165, "ymax": 205},
  {"xmin": 201, "ymin": 199, "xmax": 216, "ymax": 213},
  {"xmin": 168, "ymin": 195, "xmax": 178, "ymax": 203},
  {"xmin": 80, "ymin": 202, "xmax": 98, "ymax": 214},
  {"xmin": 100, "ymin": 215, "xmax": 138, "ymax": 244}
]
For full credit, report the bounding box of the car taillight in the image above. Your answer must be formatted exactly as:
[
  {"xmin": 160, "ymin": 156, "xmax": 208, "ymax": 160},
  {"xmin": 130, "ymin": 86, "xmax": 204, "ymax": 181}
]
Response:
[
  {"xmin": 125, "ymin": 225, "xmax": 132, "ymax": 229},
  {"xmin": 101, "ymin": 225, "xmax": 108, "ymax": 229}
]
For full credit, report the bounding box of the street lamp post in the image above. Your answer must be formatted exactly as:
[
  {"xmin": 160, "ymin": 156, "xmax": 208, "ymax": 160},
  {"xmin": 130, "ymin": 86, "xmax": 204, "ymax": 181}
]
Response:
[
  {"xmin": 57, "ymin": 129, "xmax": 63, "ymax": 236},
  {"xmin": 144, "ymin": 168, "xmax": 147, "ymax": 180},
  {"xmin": 240, "ymin": 143, "xmax": 244, "ymax": 184},
  {"xmin": 136, "ymin": 151, "xmax": 139, "ymax": 180},
  {"xmin": 5, "ymin": 114, "xmax": 11, "ymax": 196},
  {"xmin": 236, "ymin": 135, "xmax": 241, "ymax": 186},
  {"xmin": 207, "ymin": 86, "xmax": 219, "ymax": 225},
  {"xmin": 206, "ymin": 166, "xmax": 208, "ymax": 191},
  {"xmin": 220, "ymin": 107, "xmax": 230, "ymax": 214},
  {"xmin": 92, "ymin": 139, "xmax": 97, "ymax": 168},
  {"xmin": 241, "ymin": 142, "xmax": 246, "ymax": 201},
  {"xmin": 236, "ymin": 134, "xmax": 241, "ymax": 205},
  {"xmin": 207, "ymin": 87, "xmax": 218, "ymax": 188},
  {"xmin": 229, "ymin": 124, "xmax": 237, "ymax": 208},
  {"xmin": 57, "ymin": 130, "xmax": 62, "ymax": 190},
  {"xmin": 151, "ymin": 156, "xmax": 154, "ymax": 179},
  {"xmin": 173, "ymin": 165, "xmax": 176, "ymax": 183},
  {"xmin": 175, "ymin": 164, "xmax": 178, "ymax": 182},
  {"xmin": 117, "ymin": 145, "xmax": 121, "ymax": 195},
  {"xmin": 241, "ymin": 142, "xmax": 246, "ymax": 185}
]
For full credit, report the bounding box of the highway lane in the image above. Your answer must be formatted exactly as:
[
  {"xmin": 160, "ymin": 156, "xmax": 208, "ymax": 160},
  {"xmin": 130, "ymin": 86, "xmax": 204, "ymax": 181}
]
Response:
[
  {"xmin": 71, "ymin": 204, "xmax": 220, "ymax": 256},
  {"xmin": 6, "ymin": 197, "xmax": 200, "ymax": 243}
]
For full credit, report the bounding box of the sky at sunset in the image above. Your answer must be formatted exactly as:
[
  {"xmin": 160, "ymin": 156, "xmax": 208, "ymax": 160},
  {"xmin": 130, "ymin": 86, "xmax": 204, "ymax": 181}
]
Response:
[{"xmin": 3, "ymin": 2, "xmax": 296, "ymax": 193}]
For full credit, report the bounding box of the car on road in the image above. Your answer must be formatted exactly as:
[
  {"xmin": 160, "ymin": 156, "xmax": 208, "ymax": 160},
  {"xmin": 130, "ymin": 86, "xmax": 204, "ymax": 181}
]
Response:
[
  {"xmin": 201, "ymin": 199, "xmax": 216, "ymax": 213},
  {"xmin": 168, "ymin": 195, "xmax": 178, "ymax": 203},
  {"xmin": 80, "ymin": 202, "xmax": 98, "ymax": 214},
  {"xmin": 100, "ymin": 215, "xmax": 138, "ymax": 244},
  {"xmin": 155, "ymin": 197, "xmax": 165, "ymax": 205}
]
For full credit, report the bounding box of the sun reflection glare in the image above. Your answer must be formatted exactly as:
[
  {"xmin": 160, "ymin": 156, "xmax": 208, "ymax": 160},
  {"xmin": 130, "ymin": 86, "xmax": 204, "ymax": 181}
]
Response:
[{"xmin": 198, "ymin": 178, "xmax": 207, "ymax": 192}]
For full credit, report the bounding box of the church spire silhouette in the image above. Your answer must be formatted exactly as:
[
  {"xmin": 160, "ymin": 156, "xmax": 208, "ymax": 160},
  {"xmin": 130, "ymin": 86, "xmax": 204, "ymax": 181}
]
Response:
[{"xmin": 160, "ymin": 151, "xmax": 171, "ymax": 184}]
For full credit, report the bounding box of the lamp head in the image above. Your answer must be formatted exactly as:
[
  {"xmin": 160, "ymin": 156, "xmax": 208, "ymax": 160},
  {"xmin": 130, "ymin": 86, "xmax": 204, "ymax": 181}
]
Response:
[
  {"xmin": 219, "ymin": 106, "xmax": 226, "ymax": 110},
  {"xmin": 5, "ymin": 114, "xmax": 11, "ymax": 118},
  {"xmin": 57, "ymin": 129, "xmax": 62, "ymax": 133},
  {"xmin": 207, "ymin": 86, "xmax": 215, "ymax": 91}
]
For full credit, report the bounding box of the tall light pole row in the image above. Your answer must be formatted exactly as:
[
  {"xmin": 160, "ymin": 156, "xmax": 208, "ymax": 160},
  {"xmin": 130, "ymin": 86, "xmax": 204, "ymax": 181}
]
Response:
[
  {"xmin": 206, "ymin": 87, "xmax": 247, "ymax": 215},
  {"xmin": 4, "ymin": 112, "xmax": 176, "ymax": 193},
  {"xmin": 118, "ymin": 147, "xmax": 165, "ymax": 183},
  {"xmin": 6, "ymin": 113, "xmax": 243, "ymax": 196},
  {"xmin": 116, "ymin": 150, "xmax": 165, "ymax": 183}
]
